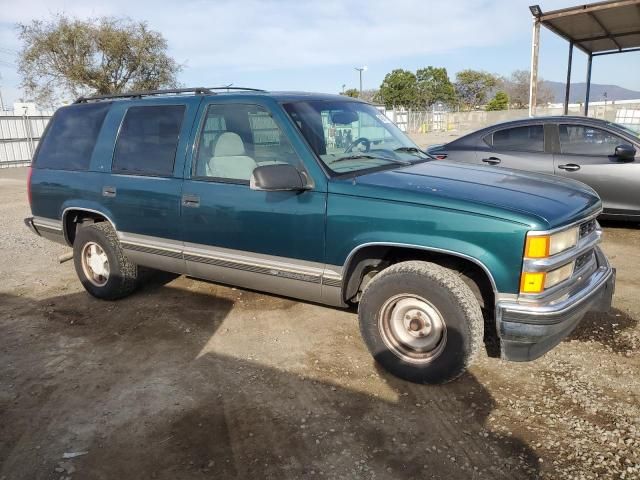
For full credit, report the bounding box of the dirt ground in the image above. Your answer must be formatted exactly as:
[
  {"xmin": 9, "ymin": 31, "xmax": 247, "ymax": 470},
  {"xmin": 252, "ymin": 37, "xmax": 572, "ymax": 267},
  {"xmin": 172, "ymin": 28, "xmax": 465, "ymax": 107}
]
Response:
[{"xmin": 1, "ymin": 166, "xmax": 638, "ymax": 480}]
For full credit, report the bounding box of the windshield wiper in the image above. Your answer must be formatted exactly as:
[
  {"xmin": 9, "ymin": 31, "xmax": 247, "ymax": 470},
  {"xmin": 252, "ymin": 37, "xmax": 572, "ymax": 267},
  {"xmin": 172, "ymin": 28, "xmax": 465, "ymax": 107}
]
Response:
[
  {"xmin": 394, "ymin": 146, "xmax": 429, "ymax": 158},
  {"xmin": 332, "ymin": 154, "xmax": 410, "ymax": 165}
]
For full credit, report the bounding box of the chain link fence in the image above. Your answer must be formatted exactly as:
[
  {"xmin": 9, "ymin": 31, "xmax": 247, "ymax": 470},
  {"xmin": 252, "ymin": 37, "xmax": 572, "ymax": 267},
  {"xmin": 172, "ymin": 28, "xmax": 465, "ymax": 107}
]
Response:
[{"xmin": 390, "ymin": 101, "xmax": 640, "ymax": 136}]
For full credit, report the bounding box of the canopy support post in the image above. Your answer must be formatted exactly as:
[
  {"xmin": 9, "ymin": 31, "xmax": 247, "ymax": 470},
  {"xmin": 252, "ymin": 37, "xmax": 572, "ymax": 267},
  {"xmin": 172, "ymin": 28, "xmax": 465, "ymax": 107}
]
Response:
[
  {"xmin": 584, "ymin": 53, "xmax": 593, "ymax": 116},
  {"xmin": 529, "ymin": 18, "xmax": 541, "ymax": 117},
  {"xmin": 564, "ymin": 42, "xmax": 573, "ymax": 115}
]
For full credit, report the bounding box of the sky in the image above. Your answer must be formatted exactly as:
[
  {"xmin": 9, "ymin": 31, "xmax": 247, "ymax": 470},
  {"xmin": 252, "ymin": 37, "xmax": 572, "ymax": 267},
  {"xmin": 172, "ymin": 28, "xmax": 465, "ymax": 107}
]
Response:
[{"xmin": 1, "ymin": 0, "xmax": 639, "ymax": 107}]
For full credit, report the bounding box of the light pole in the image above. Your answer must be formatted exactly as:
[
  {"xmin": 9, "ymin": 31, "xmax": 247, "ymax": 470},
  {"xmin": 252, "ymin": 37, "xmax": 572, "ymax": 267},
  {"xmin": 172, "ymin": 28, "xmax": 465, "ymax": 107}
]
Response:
[{"xmin": 355, "ymin": 66, "xmax": 367, "ymax": 96}]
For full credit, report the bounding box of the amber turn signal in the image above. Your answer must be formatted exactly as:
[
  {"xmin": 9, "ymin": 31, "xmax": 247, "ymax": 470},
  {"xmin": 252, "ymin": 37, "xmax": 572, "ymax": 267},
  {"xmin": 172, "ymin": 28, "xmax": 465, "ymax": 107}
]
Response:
[
  {"xmin": 524, "ymin": 235, "xmax": 550, "ymax": 258},
  {"xmin": 520, "ymin": 272, "xmax": 546, "ymax": 294}
]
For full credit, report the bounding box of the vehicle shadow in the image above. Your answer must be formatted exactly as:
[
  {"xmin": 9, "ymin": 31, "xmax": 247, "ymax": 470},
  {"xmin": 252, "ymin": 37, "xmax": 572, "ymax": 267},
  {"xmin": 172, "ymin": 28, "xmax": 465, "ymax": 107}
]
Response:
[
  {"xmin": 598, "ymin": 219, "xmax": 640, "ymax": 230},
  {"xmin": 567, "ymin": 307, "xmax": 637, "ymax": 353},
  {"xmin": 0, "ymin": 284, "xmax": 540, "ymax": 480}
]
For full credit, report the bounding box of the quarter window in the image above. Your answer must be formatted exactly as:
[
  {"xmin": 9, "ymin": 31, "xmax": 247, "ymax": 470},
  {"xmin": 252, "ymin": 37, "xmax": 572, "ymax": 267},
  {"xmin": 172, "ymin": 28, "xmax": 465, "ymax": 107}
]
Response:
[
  {"xmin": 194, "ymin": 104, "xmax": 302, "ymax": 182},
  {"xmin": 112, "ymin": 105, "xmax": 185, "ymax": 176},
  {"xmin": 559, "ymin": 125, "xmax": 632, "ymax": 156},
  {"xmin": 487, "ymin": 125, "xmax": 545, "ymax": 152},
  {"xmin": 35, "ymin": 103, "xmax": 109, "ymax": 170}
]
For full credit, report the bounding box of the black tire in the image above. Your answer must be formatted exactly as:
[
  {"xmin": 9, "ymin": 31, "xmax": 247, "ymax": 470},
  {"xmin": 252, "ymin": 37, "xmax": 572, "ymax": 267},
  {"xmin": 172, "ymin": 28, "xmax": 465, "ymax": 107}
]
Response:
[
  {"xmin": 73, "ymin": 222, "xmax": 139, "ymax": 300},
  {"xmin": 358, "ymin": 260, "xmax": 484, "ymax": 384}
]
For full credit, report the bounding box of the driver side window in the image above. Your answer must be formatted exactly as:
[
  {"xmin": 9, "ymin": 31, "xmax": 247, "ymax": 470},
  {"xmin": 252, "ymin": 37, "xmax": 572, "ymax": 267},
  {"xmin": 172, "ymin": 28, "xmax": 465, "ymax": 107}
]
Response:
[
  {"xmin": 194, "ymin": 104, "xmax": 303, "ymax": 182},
  {"xmin": 559, "ymin": 125, "xmax": 631, "ymax": 156}
]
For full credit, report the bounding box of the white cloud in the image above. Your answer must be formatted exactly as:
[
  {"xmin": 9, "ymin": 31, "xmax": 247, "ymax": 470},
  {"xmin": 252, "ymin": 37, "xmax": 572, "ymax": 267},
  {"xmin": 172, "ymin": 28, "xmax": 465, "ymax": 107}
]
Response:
[
  {"xmin": 149, "ymin": 0, "xmax": 526, "ymax": 70},
  {"xmin": 1, "ymin": 0, "xmax": 527, "ymax": 71}
]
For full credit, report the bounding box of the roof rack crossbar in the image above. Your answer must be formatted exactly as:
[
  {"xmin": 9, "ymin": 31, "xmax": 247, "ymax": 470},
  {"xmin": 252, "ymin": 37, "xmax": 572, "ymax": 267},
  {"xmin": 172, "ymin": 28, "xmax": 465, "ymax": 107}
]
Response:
[{"xmin": 74, "ymin": 87, "xmax": 213, "ymax": 104}]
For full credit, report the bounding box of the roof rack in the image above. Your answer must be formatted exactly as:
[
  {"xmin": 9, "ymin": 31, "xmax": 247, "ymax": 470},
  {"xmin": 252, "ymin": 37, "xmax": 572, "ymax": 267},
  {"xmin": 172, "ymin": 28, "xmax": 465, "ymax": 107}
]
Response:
[
  {"xmin": 207, "ymin": 86, "xmax": 267, "ymax": 92},
  {"xmin": 74, "ymin": 87, "xmax": 213, "ymax": 104}
]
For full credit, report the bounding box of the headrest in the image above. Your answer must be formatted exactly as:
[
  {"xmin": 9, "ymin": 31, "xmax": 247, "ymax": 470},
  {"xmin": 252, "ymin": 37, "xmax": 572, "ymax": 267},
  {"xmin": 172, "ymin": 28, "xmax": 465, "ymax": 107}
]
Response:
[{"xmin": 213, "ymin": 132, "xmax": 245, "ymax": 157}]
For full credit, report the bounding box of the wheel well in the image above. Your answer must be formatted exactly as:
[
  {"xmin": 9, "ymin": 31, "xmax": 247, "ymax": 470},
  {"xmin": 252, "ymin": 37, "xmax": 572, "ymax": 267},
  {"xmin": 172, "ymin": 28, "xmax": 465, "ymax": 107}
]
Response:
[
  {"xmin": 63, "ymin": 210, "xmax": 110, "ymax": 245},
  {"xmin": 343, "ymin": 245, "xmax": 500, "ymax": 357}
]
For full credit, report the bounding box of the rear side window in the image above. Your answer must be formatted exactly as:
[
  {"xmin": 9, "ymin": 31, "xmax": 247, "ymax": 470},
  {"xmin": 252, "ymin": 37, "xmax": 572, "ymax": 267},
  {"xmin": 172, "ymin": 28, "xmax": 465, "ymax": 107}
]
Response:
[
  {"xmin": 112, "ymin": 105, "xmax": 185, "ymax": 176},
  {"xmin": 486, "ymin": 125, "xmax": 544, "ymax": 152},
  {"xmin": 35, "ymin": 103, "xmax": 109, "ymax": 170}
]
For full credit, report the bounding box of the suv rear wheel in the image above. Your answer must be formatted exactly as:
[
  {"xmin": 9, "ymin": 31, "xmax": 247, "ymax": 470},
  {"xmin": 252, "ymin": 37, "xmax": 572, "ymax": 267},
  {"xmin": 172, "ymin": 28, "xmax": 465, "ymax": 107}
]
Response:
[
  {"xmin": 358, "ymin": 261, "xmax": 484, "ymax": 384},
  {"xmin": 73, "ymin": 222, "xmax": 139, "ymax": 300}
]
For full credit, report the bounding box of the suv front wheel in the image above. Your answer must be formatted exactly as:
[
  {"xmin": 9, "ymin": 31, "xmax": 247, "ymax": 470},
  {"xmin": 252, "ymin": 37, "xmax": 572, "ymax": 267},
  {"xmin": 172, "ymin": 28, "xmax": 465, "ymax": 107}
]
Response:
[
  {"xmin": 73, "ymin": 222, "xmax": 139, "ymax": 300},
  {"xmin": 358, "ymin": 261, "xmax": 484, "ymax": 384}
]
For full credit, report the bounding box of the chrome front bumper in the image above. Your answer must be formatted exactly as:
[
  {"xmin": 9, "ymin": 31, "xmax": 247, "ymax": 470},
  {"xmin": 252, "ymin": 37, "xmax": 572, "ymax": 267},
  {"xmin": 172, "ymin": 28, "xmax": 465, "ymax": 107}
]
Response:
[{"xmin": 496, "ymin": 247, "xmax": 615, "ymax": 362}]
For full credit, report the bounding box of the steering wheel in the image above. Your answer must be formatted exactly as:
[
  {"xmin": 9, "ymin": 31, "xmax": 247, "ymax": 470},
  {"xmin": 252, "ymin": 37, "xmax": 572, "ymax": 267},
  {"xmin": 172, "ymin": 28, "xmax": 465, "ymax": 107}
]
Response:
[{"xmin": 344, "ymin": 137, "xmax": 371, "ymax": 153}]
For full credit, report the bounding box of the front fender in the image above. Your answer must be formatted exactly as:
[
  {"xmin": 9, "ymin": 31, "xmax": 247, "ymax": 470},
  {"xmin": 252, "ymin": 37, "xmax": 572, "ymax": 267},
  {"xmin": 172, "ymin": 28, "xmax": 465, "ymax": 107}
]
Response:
[{"xmin": 326, "ymin": 196, "xmax": 528, "ymax": 294}]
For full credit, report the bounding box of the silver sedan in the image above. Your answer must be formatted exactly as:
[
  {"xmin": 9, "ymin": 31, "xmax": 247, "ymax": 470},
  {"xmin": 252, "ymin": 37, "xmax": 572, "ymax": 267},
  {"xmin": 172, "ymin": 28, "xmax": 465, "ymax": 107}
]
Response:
[{"xmin": 428, "ymin": 116, "xmax": 639, "ymax": 220}]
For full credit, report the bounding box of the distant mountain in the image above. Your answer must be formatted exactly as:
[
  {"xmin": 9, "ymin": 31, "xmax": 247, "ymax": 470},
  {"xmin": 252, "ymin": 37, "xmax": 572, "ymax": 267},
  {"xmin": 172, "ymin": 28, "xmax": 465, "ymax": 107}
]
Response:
[{"xmin": 543, "ymin": 81, "xmax": 640, "ymax": 103}]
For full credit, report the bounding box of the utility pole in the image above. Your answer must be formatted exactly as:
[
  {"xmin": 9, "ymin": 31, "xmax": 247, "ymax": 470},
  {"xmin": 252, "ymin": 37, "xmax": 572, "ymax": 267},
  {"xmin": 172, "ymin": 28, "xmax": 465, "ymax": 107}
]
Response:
[
  {"xmin": 0, "ymin": 87, "xmax": 5, "ymax": 111},
  {"xmin": 355, "ymin": 66, "xmax": 367, "ymax": 96}
]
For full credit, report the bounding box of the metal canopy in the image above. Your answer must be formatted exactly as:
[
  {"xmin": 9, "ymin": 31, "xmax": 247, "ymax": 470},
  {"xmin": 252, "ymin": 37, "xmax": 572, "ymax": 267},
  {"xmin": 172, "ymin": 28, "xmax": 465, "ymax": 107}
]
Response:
[
  {"xmin": 528, "ymin": 0, "xmax": 640, "ymax": 116},
  {"xmin": 539, "ymin": 0, "xmax": 640, "ymax": 54}
]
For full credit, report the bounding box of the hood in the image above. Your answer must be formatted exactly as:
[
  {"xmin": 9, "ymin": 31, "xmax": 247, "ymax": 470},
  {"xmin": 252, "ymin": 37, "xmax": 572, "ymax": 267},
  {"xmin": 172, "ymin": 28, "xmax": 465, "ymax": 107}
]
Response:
[{"xmin": 329, "ymin": 161, "xmax": 601, "ymax": 229}]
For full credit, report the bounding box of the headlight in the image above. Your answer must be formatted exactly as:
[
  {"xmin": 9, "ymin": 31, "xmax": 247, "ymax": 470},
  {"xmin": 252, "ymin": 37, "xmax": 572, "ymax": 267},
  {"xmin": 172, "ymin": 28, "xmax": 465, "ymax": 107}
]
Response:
[
  {"xmin": 544, "ymin": 261, "xmax": 574, "ymax": 288},
  {"xmin": 524, "ymin": 227, "xmax": 578, "ymax": 258},
  {"xmin": 520, "ymin": 261, "xmax": 575, "ymax": 294}
]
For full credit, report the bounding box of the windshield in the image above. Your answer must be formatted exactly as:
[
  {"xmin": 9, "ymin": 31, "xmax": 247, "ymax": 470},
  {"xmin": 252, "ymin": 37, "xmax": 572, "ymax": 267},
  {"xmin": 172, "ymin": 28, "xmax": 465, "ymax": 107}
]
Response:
[{"xmin": 283, "ymin": 100, "xmax": 428, "ymax": 175}]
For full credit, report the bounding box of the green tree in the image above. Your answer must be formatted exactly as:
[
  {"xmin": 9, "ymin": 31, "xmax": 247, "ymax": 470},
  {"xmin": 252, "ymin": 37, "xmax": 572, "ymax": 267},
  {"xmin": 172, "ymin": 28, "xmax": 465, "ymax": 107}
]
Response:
[
  {"xmin": 378, "ymin": 69, "xmax": 418, "ymax": 109},
  {"xmin": 341, "ymin": 88, "xmax": 360, "ymax": 98},
  {"xmin": 486, "ymin": 91, "xmax": 509, "ymax": 111},
  {"xmin": 454, "ymin": 69, "xmax": 498, "ymax": 110},
  {"xmin": 416, "ymin": 66, "xmax": 457, "ymax": 108},
  {"xmin": 17, "ymin": 15, "xmax": 181, "ymax": 105}
]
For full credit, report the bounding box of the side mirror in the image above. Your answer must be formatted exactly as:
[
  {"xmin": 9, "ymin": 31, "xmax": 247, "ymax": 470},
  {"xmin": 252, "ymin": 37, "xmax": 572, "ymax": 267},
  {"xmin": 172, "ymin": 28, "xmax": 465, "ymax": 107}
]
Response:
[
  {"xmin": 613, "ymin": 144, "xmax": 636, "ymax": 161},
  {"xmin": 250, "ymin": 164, "xmax": 309, "ymax": 192}
]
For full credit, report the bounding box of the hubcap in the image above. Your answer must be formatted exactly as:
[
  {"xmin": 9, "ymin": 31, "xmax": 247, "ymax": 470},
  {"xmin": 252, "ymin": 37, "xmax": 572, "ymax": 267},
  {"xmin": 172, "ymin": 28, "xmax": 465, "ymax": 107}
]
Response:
[
  {"xmin": 81, "ymin": 242, "xmax": 110, "ymax": 287},
  {"xmin": 378, "ymin": 294, "xmax": 447, "ymax": 364}
]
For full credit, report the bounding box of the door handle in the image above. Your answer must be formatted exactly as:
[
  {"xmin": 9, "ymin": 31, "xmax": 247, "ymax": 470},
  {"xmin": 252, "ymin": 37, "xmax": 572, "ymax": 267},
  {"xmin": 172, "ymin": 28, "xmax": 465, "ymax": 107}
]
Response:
[
  {"xmin": 102, "ymin": 186, "xmax": 116, "ymax": 197},
  {"xmin": 182, "ymin": 194, "xmax": 200, "ymax": 208},
  {"xmin": 482, "ymin": 157, "xmax": 501, "ymax": 165},
  {"xmin": 558, "ymin": 163, "xmax": 581, "ymax": 172}
]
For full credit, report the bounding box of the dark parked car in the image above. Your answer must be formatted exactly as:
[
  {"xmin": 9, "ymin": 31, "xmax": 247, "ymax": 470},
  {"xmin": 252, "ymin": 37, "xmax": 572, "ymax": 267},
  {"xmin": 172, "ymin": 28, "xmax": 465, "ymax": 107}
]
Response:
[
  {"xmin": 428, "ymin": 116, "xmax": 639, "ymax": 220},
  {"xmin": 25, "ymin": 90, "xmax": 614, "ymax": 384}
]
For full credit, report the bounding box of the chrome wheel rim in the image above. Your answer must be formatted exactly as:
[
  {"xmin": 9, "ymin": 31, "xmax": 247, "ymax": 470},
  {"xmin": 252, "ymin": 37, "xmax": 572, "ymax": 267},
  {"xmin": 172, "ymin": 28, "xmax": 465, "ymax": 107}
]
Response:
[
  {"xmin": 378, "ymin": 294, "xmax": 447, "ymax": 364},
  {"xmin": 81, "ymin": 242, "xmax": 110, "ymax": 287}
]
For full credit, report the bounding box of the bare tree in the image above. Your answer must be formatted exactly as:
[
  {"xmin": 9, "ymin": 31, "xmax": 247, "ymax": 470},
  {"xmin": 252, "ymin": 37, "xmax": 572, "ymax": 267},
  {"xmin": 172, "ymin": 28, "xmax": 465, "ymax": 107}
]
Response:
[
  {"xmin": 17, "ymin": 15, "xmax": 181, "ymax": 105},
  {"xmin": 501, "ymin": 70, "xmax": 554, "ymax": 108},
  {"xmin": 359, "ymin": 89, "xmax": 380, "ymax": 104}
]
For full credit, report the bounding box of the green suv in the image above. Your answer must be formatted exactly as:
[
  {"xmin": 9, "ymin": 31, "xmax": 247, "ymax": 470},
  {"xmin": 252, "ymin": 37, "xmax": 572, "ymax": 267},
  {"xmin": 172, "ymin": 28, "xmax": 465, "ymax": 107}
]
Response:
[{"xmin": 25, "ymin": 87, "xmax": 615, "ymax": 384}]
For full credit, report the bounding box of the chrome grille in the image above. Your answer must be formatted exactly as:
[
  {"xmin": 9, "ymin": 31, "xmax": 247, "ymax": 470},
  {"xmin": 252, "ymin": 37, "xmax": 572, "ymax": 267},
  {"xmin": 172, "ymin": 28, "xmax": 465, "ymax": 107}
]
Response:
[
  {"xmin": 579, "ymin": 219, "xmax": 597, "ymax": 238},
  {"xmin": 574, "ymin": 250, "xmax": 594, "ymax": 272}
]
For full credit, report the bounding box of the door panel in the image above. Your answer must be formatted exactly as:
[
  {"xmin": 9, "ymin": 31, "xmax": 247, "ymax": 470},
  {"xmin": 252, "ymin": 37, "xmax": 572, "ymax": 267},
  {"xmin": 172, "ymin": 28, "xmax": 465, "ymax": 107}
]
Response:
[
  {"xmin": 480, "ymin": 124, "xmax": 553, "ymax": 173},
  {"xmin": 182, "ymin": 101, "xmax": 327, "ymax": 302},
  {"xmin": 554, "ymin": 124, "xmax": 640, "ymax": 216},
  {"xmin": 97, "ymin": 98, "xmax": 201, "ymax": 273}
]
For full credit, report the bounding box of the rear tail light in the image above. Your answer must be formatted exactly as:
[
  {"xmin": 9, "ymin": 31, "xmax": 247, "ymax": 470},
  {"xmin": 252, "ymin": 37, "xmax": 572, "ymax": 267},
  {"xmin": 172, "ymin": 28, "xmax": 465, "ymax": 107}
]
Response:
[
  {"xmin": 27, "ymin": 166, "xmax": 33, "ymax": 206},
  {"xmin": 433, "ymin": 154, "xmax": 448, "ymax": 160}
]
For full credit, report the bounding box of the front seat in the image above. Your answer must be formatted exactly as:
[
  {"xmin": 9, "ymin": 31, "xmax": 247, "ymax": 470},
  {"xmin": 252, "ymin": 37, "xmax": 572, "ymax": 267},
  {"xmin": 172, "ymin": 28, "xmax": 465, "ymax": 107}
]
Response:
[{"xmin": 206, "ymin": 132, "xmax": 257, "ymax": 180}]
